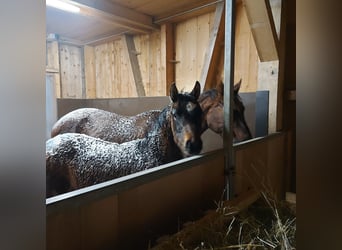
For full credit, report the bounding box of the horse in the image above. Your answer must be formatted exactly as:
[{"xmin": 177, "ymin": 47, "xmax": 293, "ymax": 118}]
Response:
[
  {"xmin": 198, "ymin": 80, "xmax": 252, "ymax": 142},
  {"xmin": 50, "ymin": 80, "xmax": 252, "ymax": 143},
  {"xmin": 46, "ymin": 82, "xmax": 204, "ymax": 197}
]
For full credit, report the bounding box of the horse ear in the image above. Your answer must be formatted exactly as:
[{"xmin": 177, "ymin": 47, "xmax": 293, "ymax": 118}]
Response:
[
  {"xmin": 234, "ymin": 79, "xmax": 242, "ymax": 94},
  {"xmin": 191, "ymin": 81, "xmax": 201, "ymax": 100},
  {"xmin": 217, "ymin": 81, "xmax": 224, "ymax": 95},
  {"xmin": 170, "ymin": 82, "xmax": 178, "ymax": 102}
]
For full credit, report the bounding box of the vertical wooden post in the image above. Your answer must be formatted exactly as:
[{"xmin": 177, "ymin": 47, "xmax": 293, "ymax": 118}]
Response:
[
  {"xmin": 223, "ymin": 0, "xmax": 236, "ymax": 200},
  {"xmin": 161, "ymin": 23, "xmax": 175, "ymax": 95}
]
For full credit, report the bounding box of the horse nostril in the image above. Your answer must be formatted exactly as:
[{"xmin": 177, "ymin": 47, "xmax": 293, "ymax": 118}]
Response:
[
  {"xmin": 186, "ymin": 139, "xmax": 192, "ymax": 149},
  {"xmin": 185, "ymin": 139, "xmax": 202, "ymax": 155}
]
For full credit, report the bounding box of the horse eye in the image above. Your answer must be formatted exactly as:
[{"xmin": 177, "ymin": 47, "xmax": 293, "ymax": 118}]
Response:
[{"xmin": 186, "ymin": 102, "xmax": 195, "ymax": 112}]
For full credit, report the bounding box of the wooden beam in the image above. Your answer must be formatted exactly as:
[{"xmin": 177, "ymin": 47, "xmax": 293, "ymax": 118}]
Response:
[
  {"xmin": 71, "ymin": 0, "xmax": 160, "ymax": 34},
  {"xmin": 161, "ymin": 23, "xmax": 175, "ymax": 95},
  {"xmin": 200, "ymin": 2, "xmax": 225, "ymax": 91},
  {"xmin": 242, "ymin": 0, "xmax": 279, "ymax": 61},
  {"xmin": 275, "ymin": 0, "xmax": 286, "ymax": 131},
  {"xmin": 154, "ymin": 1, "xmax": 218, "ymax": 24},
  {"xmin": 123, "ymin": 35, "xmax": 146, "ymax": 97}
]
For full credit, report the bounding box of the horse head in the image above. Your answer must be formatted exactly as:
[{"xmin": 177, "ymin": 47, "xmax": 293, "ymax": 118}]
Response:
[
  {"xmin": 169, "ymin": 81, "xmax": 203, "ymax": 157},
  {"xmin": 200, "ymin": 79, "xmax": 252, "ymax": 142}
]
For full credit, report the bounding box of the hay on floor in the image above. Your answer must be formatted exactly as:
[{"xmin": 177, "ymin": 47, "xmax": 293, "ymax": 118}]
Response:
[{"xmin": 150, "ymin": 190, "xmax": 296, "ymax": 250}]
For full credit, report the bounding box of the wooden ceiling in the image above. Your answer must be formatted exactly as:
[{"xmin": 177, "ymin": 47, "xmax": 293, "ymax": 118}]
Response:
[{"xmin": 46, "ymin": 0, "xmax": 220, "ymax": 45}]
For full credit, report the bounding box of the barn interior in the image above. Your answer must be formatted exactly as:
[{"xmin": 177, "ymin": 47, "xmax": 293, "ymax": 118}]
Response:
[{"xmin": 45, "ymin": 0, "xmax": 296, "ymax": 249}]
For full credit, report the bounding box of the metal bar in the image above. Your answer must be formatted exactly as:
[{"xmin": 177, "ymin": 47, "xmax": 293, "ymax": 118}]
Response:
[{"xmin": 223, "ymin": 0, "xmax": 236, "ymax": 200}]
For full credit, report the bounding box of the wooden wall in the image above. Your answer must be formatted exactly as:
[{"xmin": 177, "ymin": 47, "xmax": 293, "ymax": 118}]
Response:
[
  {"xmin": 46, "ymin": 1, "xmax": 285, "ymax": 135},
  {"xmin": 46, "ymin": 4, "xmax": 263, "ymax": 98}
]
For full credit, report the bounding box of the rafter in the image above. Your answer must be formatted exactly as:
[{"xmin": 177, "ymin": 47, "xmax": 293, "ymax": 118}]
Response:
[
  {"xmin": 242, "ymin": 0, "xmax": 279, "ymax": 61},
  {"xmin": 71, "ymin": 0, "xmax": 160, "ymax": 34}
]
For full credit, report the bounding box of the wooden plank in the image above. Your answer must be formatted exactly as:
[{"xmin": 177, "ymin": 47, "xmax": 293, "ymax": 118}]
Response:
[
  {"xmin": 161, "ymin": 23, "xmax": 175, "ymax": 95},
  {"xmin": 149, "ymin": 31, "xmax": 164, "ymax": 96},
  {"xmin": 81, "ymin": 196, "xmax": 119, "ymax": 249},
  {"xmin": 59, "ymin": 44, "xmax": 83, "ymax": 98},
  {"xmin": 123, "ymin": 34, "xmax": 146, "ymax": 96},
  {"xmin": 73, "ymin": 0, "xmax": 159, "ymax": 33},
  {"xmin": 234, "ymin": 2, "xmax": 258, "ymax": 92},
  {"xmin": 242, "ymin": 0, "xmax": 279, "ymax": 61},
  {"xmin": 83, "ymin": 46, "xmax": 96, "ymax": 98},
  {"xmin": 286, "ymin": 90, "xmax": 296, "ymax": 101},
  {"xmin": 275, "ymin": 0, "xmax": 286, "ymax": 132},
  {"xmin": 200, "ymin": 2, "xmax": 225, "ymax": 91},
  {"xmin": 46, "ymin": 41, "xmax": 61, "ymax": 98},
  {"xmin": 258, "ymin": 61, "xmax": 279, "ymax": 133},
  {"xmin": 234, "ymin": 133, "xmax": 286, "ymax": 199},
  {"xmin": 175, "ymin": 13, "xmax": 214, "ymax": 92},
  {"xmin": 154, "ymin": 0, "xmax": 218, "ymax": 24},
  {"xmin": 257, "ymin": 0, "xmax": 285, "ymax": 133}
]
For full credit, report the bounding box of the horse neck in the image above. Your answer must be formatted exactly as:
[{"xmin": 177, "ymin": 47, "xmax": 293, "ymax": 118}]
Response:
[{"xmin": 147, "ymin": 105, "xmax": 183, "ymax": 163}]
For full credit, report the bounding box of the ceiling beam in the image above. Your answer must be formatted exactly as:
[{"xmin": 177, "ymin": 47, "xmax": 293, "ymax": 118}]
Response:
[
  {"xmin": 242, "ymin": 0, "xmax": 279, "ymax": 61},
  {"xmin": 71, "ymin": 0, "xmax": 160, "ymax": 34}
]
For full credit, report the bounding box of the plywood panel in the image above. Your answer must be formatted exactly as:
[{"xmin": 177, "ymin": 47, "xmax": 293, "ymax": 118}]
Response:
[
  {"xmin": 234, "ymin": 2, "xmax": 259, "ymax": 92},
  {"xmin": 117, "ymin": 155, "xmax": 224, "ymax": 248},
  {"xmin": 134, "ymin": 34, "xmax": 150, "ymax": 94},
  {"xmin": 46, "ymin": 41, "xmax": 61, "ymax": 98},
  {"xmin": 80, "ymin": 196, "xmax": 119, "ymax": 250},
  {"xmin": 234, "ymin": 133, "xmax": 286, "ymax": 199},
  {"xmin": 148, "ymin": 31, "xmax": 164, "ymax": 96},
  {"xmin": 94, "ymin": 40, "xmax": 137, "ymax": 98},
  {"xmin": 59, "ymin": 44, "xmax": 83, "ymax": 98},
  {"xmin": 47, "ymin": 207, "xmax": 81, "ymax": 250},
  {"xmin": 175, "ymin": 12, "xmax": 214, "ymax": 92},
  {"xmin": 83, "ymin": 45, "xmax": 96, "ymax": 98}
]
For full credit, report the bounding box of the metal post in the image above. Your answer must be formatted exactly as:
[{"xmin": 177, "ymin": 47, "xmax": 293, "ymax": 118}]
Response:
[{"xmin": 223, "ymin": 0, "xmax": 236, "ymax": 200}]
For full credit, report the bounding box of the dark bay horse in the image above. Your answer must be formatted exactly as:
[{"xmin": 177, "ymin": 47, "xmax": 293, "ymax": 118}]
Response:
[
  {"xmin": 198, "ymin": 80, "xmax": 252, "ymax": 142},
  {"xmin": 46, "ymin": 82, "xmax": 203, "ymax": 197},
  {"xmin": 50, "ymin": 81, "xmax": 252, "ymax": 143}
]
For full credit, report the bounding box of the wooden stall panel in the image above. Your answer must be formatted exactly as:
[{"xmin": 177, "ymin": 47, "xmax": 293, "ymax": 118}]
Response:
[
  {"xmin": 80, "ymin": 196, "xmax": 119, "ymax": 250},
  {"xmin": 47, "ymin": 207, "xmax": 81, "ymax": 250},
  {"xmin": 234, "ymin": 133, "xmax": 286, "ymax": 199},
  {"xmin": 46, "ymin": 152, "xmax": 225, "ymax": 250},
  {"xmin": 59, "ymin": 44, "xmax": 84, "ymax": 98},
  {"xmin": 117, "ymin": 155, "xmax": 224, "ymax": 248},
  {"xmin": 47, "ymin": 196, "xmax": 119, "ymax": 250}
]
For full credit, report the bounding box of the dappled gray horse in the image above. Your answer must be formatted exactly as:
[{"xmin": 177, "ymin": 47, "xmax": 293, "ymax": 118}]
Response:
[{"xmin": 46, "ymin": 82, "xmax": 204, "ymax": 197}]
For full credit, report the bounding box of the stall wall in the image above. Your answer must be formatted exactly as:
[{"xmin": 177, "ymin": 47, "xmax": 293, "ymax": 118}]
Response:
[
  {"xmin": 46, "ymin": 4, "xmax": 261, "ymax": 99},
  {"xmin": 47, "ymin": 152, "xmax": 225, "ymax": 250},
  {"xmin": 46, "ymin": 132, "xmax": 287, "ymax": 250}
]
